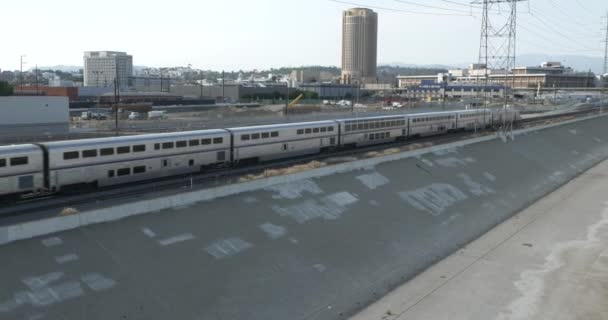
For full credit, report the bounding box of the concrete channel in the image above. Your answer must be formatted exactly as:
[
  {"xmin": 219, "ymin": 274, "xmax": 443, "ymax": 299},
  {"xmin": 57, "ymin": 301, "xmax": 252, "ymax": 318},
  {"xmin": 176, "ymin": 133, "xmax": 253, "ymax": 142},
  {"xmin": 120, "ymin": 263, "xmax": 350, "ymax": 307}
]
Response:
[{"xmin": 1, "ymin": 115, "xmax": 608, "ymax": 320}]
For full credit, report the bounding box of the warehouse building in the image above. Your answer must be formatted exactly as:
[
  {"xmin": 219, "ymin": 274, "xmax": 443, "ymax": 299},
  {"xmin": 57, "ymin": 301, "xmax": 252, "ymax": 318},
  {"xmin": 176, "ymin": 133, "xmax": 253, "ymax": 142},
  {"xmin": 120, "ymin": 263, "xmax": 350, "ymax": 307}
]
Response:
[{"xmin": 0, "ymin": 96, "xmax": 69, "ymax": 143}]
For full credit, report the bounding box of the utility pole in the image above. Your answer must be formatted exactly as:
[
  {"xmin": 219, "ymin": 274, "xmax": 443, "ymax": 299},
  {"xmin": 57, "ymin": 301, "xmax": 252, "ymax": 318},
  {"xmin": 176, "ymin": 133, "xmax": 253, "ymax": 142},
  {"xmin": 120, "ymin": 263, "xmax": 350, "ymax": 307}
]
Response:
[
  {"xmin": 200, "ymin": 71, "xmax": 203, "ymax": 100},
  {"xmin": 35, "ymin": 65, "xmax": 39, "ymax": 95},
  {"xmin": 19, "ymin": 55, "xmax": 26, "ymax": 90},
  {"xmin": 221, "ymin": 70, "xmax": 225, "ymax": 103},
  {"xmin": 114, "ymin": 63, "xmax": 120, "ymax": 137}
]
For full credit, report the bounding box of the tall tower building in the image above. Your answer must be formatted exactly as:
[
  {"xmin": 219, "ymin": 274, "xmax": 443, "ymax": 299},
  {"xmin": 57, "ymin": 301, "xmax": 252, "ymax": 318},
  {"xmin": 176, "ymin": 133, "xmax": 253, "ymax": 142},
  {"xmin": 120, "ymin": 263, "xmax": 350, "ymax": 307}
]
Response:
[
  {"xmin": 341, "ymin": 8, "xmax": 378, "ymax": 85},
  {"xmin": 84, "ymin": 51, "xmax": 133, "ymax": 88}
]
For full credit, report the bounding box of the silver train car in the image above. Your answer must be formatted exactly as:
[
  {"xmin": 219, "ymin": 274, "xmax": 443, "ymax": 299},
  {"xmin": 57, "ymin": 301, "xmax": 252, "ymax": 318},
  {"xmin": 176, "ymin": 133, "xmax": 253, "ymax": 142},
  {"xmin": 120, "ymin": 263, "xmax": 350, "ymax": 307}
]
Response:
[
  {"xmin": 0, "ymin": 144, "xmax": 45, "ymax": 197},
  {"xmin": 228, "ymin": 121, "xmax": 339, "ymax": 163},
  {"xmin": 42, "ymin": 130, "xmax": 231, "ymax": 191},
  {"xmin": 0, "ymin": 108, "xmax": 523, "ymax": 200},
  {"xmin": 337, "ymin": 115, "xmax": 407, "ymax": 147},
  {"xmin": 408, "ymin": 111, "xmax": 458, "ymax": 137}
]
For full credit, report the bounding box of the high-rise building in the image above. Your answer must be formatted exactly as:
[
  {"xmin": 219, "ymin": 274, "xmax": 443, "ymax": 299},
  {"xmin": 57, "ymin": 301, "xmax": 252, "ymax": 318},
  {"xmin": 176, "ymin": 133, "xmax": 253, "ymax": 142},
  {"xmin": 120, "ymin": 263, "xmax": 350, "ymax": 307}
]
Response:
[
  {"xmin": 341, "ymin": 8, "xmax": 378, "ymax": 85},
  {"xmin": 83, "ymin": 51, "xmax": 133, "ymax": 88}
]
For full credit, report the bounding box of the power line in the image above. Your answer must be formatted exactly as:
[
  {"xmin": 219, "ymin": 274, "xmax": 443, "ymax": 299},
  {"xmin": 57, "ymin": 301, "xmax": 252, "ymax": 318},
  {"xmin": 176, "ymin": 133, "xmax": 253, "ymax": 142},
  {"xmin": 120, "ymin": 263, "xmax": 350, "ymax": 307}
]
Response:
[
  {"xmin": 328, "ymin": 0, "xmax": 473, "ymax": 16},
  {"xmin": 435, "ymin": 0, "xmax": 483, "ymax": 8},
  {"xmin": 523, "ymin": 10, "xmax": 601, "ymax": 51},
  {"xmin": 518, "ymin": 23, "xmax": 603, "ymax": 53},
  {"xmin": 392, "ymin": 0, "xmax": 474, "ymax": 14}
]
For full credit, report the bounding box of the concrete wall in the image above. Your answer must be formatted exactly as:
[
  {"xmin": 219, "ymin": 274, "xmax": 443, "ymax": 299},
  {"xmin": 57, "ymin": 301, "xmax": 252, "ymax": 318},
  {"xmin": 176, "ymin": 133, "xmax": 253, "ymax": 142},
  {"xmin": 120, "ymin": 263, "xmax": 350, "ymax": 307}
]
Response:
[{"xmin": 0, "ymin": 96, "xmax": 69, "ymax": 143}]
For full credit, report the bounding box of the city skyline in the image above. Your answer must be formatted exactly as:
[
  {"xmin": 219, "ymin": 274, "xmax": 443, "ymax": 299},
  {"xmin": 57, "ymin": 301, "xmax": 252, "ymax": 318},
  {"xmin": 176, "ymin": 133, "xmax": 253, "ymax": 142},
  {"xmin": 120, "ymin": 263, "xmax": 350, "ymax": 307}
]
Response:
[{"xmin": 1, "ymin": 0, "xmax": 606, "ymax": 72}]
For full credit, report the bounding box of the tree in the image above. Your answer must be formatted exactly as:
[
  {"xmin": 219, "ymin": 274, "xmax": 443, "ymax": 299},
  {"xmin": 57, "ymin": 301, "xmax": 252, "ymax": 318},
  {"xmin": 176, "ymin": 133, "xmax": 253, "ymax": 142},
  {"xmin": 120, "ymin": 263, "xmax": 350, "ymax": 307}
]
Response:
[{"xmin": 0, "ymin": 81, "xmax": 13, "ymax": 96}]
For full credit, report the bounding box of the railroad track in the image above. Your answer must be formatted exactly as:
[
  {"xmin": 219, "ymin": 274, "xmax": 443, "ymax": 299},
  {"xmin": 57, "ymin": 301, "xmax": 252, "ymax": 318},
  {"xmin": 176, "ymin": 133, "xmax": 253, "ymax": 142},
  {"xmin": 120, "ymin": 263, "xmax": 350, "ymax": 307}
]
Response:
[{"xmin": 1, "ymin": 106, "xmax": 604, "ymax": 224}]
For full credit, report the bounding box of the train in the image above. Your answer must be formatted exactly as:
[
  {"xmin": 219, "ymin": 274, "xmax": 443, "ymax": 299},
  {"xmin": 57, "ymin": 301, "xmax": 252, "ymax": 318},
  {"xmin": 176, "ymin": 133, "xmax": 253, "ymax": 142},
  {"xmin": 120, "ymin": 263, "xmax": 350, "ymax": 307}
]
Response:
[{"xmin": 0, "ymin": 108, "xmax": 519, "ymax": 201}]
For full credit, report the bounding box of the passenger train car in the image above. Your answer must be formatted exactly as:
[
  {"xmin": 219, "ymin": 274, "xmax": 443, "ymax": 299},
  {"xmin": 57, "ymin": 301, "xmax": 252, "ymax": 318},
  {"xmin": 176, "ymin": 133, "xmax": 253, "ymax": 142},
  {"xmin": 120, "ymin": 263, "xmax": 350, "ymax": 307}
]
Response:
[
  {"xmin": 43, "ymin": 130, "xmax": 231, "ymax": 191},
  {"xmin": 337, "ymin": 115, "xmax": 407, "ymax": 147},
  {"xmin": 0, "ymin": 109, "xmax": 520, "ymax": 200},
  {"xmin": 228, "ymin": 121, "xmax": 339, "ymax": 163},
  {"xmin": 0, "ymin": 144, "xmax": 45, "ymax": 198}
]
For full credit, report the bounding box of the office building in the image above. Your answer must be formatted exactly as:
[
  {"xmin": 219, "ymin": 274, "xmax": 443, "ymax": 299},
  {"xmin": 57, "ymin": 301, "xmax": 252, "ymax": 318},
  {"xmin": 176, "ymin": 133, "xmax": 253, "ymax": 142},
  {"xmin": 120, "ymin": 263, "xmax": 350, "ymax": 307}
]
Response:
[
  {"xmin": 83, "ymin": 51, "xmax": 133, "ymax": 88},
  {"xmin": 341, "ymin": 8, "xmax": 378, "ymax": 85}
]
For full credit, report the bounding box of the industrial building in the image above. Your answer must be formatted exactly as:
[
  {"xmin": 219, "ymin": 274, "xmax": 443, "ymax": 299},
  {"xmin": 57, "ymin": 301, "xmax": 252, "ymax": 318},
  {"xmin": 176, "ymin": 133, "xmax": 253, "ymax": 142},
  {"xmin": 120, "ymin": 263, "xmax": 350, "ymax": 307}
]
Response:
[
  {"xmin": 401, "ymin": 83, "xmax": 506, "ymax": 101},
  {"xmin": 0, "ymin": 96, "xmax": 69, "ymax": 143},
  {"xmin": 84, "ymin": 51, "xmax": 133, "ymax": 88},
  {"xmin": 397, "ymin": 62, "xmax": 596, "ymax": 90},
  {"xmin": 341, "ymin": 8, "xmax": 378, "ymax": 85},
  {"xmin": 290, "ymin": 69, "xmax": 335, "ymax": 84},
  {"xmin": 299, "ymin": 83, "xmax": 357, "ymax": 99}
]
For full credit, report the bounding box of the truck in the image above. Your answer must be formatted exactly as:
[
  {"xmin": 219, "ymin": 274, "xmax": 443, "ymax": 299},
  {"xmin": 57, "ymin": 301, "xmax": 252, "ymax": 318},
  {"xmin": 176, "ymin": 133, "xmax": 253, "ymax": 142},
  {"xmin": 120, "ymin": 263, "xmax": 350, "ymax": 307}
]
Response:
[{"xmin": 148, "ymin": 110, "xmax": 167, "ymax": 120}]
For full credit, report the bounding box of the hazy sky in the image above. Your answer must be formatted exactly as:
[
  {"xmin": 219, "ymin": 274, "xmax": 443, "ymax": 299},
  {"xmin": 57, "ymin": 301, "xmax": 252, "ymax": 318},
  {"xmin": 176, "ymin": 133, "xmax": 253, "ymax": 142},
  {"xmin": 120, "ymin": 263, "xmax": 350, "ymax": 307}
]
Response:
[{"xmin": 1, "ymin": 0, "xmax": 606, "ymax": 71}]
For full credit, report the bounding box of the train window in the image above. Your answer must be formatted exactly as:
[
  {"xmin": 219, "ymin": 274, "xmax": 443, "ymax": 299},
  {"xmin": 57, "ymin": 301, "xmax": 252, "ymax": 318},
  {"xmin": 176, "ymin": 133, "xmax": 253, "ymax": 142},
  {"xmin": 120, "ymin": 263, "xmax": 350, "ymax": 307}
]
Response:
[
  {"xmin": 313, "ymin": 128, "xmax": 320, "ymax": 133},
  {"xmin": 117, "ymin": 168, "xmax": 131, "ymax": 176},
  {"xmin": 133, "ymin": 166, "xmax": 146, "ymax": 174},
  {"xmin": 0, "ymin": 159, "xmax": 5, "ymax": 167},
  {"xmin": 262, "ymin": 132, "xmax": 270, "ymax": 138},
  {"xmin": 363, "ymin": 123, "xmax": 369, "ymax": 130},
  {"xmin": 63, "ymin": 151, "xmax": 79, "ymax": 160},
  {"xmin": 189, "ymin": 140, "xmax": 200, "ymax": 147},
  {"xmin": 305, "ymin": 128, "xmax": 312, "ymax": 134},
  {"xmin": 133, "ymin": 145, "xmax": 146, "ymax": 152},
  {"xmin": 213, "ymin": 137, "xmax": 223, "ymax": 144},
  {"xmin": 241, "ymin": 134, "xmax": 250, "ymax": 141},
  {"xmin": 251, "ymin": 133, "xmax": 260, "ymax": 140},
  {"xmin": 82, "ymin": 149, "xmax": 98, "ymax": 158},
  {"xmin": 271, "ymin": 132, "xmax": 279, "ymax": 137},
  {"xmin": 100, "ymin": 148, "xmax": 114, "ymax": 156},
  {"xmin": 345, "ymin": 125, "xmax": 351, "ymax": 132},
  {"xmin": 202, "ymin": 138, "xmax": 211, "ymax": 145},
  {"xmin": 188, "ymin": 159, "xmax": 194, "ymax": 167},
  {"xmin": 297, "ymin": 129, "xmax": 304, "ymax": 135},
  {"xmin": 162, "ymin": 142, "xmax": 174, "ymax": 149},
  {"xmin": 358, "ymin": 124, "xmax": 365, "ymax": 130},
  {"xmin": 108, "ymin": 170, "xmax": 115, "ymax": 178},
  {"xmin": 320, "ymin": 127, "xmax": 327, "ymax": 132},
  {"xmin": 10, "ymin": 157, "xmax": 28, "ymax": 166},
  {"xmin": 328, "ymin": 127, "xmax": 334, "ymax": 132},
  {"xmin": 176, "ymin": 141, "xmax": 187, "ymax": 148},
  {"xmin": 386, "ymin": 132, "xmax": 391, "ymax": 138},
  {"xmin": 117, "ymin": 146, "xmax": 131, "ymax": 154},
  {"xmin": 154, "ymin": 143, "xmax": 161, "ymax": 150}
]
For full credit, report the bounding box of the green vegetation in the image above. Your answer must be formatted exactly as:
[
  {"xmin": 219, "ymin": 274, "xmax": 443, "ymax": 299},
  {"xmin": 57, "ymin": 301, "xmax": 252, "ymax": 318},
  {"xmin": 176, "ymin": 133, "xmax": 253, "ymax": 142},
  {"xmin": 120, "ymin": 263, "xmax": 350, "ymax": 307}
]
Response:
[{"xmin": 0, "ymin": 81, "xmax": 13, "ymax": 96}]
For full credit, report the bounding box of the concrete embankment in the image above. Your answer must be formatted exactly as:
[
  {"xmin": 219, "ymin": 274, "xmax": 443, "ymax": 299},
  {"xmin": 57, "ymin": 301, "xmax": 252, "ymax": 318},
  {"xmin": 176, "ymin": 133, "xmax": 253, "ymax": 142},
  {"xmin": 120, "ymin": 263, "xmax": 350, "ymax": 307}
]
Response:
[{"xmin": 1, "ymin": 115, "xmax": 608, "ymax": 319}]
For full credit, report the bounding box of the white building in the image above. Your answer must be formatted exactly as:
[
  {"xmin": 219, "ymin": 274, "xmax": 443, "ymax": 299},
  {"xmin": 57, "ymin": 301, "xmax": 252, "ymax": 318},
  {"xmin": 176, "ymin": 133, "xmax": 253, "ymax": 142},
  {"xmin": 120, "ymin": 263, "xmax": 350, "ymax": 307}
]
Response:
[
  {"xmin": 83, "ymin": 51, "xmax": 133, "ymax": 88},
  {"xmin": 0, "ymin": 96, "xmax": 69, "ymax": 143}
]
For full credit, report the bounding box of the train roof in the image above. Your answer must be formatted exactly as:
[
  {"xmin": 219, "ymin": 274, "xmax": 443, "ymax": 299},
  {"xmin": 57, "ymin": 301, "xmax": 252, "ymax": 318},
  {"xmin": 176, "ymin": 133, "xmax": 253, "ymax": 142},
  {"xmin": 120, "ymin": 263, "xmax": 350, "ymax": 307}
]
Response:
[
  {"xmin": 0, "ymin": 144, "xmax": 40, "ymax": 156},
  {"xmin": 227, "ymin": 120, "xmax": 337, "ymax": 132},
  {"xmin": 42, "ymin": 129, "xmax": 228, "ymax": 150},
  {"xmin": 336, "ymin": 114, "xmax": 407, "ymax": 122}
]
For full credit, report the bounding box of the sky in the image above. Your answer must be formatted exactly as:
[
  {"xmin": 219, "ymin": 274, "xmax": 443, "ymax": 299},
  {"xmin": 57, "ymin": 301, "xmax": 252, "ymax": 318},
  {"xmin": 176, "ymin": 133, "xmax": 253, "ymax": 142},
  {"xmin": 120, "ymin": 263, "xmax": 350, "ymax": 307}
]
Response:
[{"xmin": 1, "ymin": 0, "xmax": 606, "ymax": 71}]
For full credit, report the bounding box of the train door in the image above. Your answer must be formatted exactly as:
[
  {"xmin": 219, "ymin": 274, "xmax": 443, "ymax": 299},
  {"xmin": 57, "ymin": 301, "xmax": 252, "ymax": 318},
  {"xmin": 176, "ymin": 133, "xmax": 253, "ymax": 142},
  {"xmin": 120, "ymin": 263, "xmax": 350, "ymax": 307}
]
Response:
[{"xmin": 18, "ymin": 175, "xmax": 34, "ymax": 190}]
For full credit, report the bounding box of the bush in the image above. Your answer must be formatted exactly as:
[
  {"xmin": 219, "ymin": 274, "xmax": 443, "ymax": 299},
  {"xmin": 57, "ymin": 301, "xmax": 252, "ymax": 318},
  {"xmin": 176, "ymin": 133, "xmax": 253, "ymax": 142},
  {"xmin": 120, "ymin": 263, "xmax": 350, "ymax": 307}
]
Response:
[{"xmin": 0, "ymin": 81, "xmax": 13, "ymax": 96}]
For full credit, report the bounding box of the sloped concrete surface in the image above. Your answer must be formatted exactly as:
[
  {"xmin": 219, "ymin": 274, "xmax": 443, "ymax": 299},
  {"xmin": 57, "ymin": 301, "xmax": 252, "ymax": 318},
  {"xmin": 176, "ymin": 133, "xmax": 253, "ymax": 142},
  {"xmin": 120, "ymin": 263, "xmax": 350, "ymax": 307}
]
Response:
[
  {"xmin": 351, "ymin": 158, "xmax": 608, "ymax": 320},
  {"xmin": 1, "ymin": 116, "xmax": 608, "ymax": 320}
]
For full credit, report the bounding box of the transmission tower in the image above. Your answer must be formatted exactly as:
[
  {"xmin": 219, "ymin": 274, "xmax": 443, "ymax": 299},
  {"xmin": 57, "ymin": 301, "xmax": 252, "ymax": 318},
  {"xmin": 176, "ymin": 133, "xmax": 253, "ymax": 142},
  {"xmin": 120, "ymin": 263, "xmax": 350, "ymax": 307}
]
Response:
[
  {"xmin": 603, "ymin": 11, "xmax": 607, "ymax": 75},
  {"xmin": 474, "ymin": 0, "xmax": 525, "ymax": 140}
]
